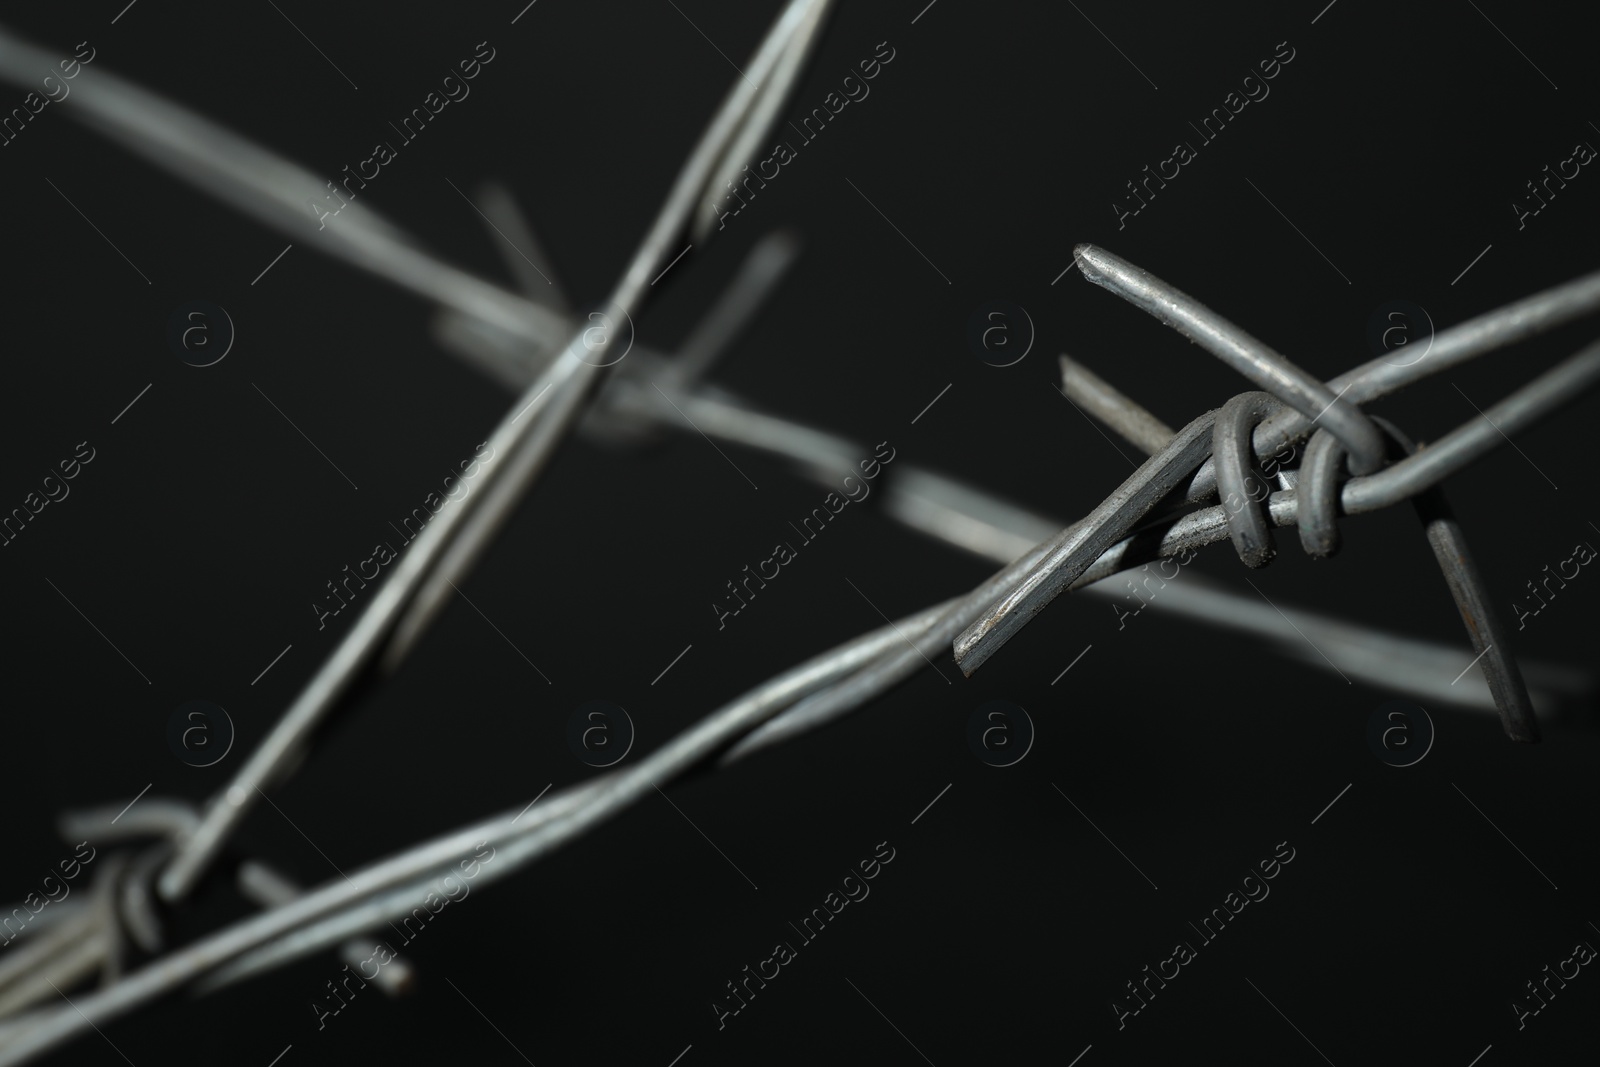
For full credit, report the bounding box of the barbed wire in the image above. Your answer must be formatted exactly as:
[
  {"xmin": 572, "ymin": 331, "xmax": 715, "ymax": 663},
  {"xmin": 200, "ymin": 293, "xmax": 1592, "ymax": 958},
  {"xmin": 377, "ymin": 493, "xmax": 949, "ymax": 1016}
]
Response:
[{"xmin": 2, "ymin": 2, "xmax": 1597, "ymax": 1062}]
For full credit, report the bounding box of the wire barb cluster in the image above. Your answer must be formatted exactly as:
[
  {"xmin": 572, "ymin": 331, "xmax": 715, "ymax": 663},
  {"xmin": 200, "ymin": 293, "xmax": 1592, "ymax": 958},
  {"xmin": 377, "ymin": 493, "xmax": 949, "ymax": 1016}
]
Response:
[{"xmin": 953, "ymin": 242, "xmax": 1562, "ymax": 745}]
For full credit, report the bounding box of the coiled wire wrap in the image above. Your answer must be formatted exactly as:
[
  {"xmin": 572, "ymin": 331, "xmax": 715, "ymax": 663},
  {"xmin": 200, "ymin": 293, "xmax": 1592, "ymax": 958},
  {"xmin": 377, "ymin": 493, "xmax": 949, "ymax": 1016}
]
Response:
[{"xmin": 957, "ymin": 246, "xmax": 1569, "ymax": 749}]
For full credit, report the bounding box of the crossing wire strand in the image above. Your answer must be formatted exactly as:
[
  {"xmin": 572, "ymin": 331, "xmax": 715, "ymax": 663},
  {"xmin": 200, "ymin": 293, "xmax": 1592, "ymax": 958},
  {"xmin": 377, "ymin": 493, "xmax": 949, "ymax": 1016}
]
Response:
[{"xmin": 6, "ymin": 314, "xmax": 1599, "ymax": 1064}]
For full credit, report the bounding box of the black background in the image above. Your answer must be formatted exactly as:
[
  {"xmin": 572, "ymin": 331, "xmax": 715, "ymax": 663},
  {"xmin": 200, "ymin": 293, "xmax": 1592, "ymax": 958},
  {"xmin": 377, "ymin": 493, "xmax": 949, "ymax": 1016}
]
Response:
[{"xmin": 2, "ymin": 1, "xmax": 1598, "ymax": 1064}]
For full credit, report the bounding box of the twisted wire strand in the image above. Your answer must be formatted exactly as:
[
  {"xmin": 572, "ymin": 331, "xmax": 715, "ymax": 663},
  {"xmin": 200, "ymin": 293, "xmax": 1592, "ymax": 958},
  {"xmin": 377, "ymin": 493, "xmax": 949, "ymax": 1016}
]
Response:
[
  {"xmin": 136, "ymin": 0, "xmax": 836, "ymax": 905},
  {"xmin": 5, "ymin": 308, "xmax": 1596, "ymax": 1067},
  {"xmin": 956, "ymin": 247, "xmax": 1600, "ymax": 678},
  {"xmin": 3, "ymin": 428, "xmax": 1585, "ymax": 1022},
  {"xmin": 6, "ymin": 4, "xmax": 1593, "ymax": 915},
  {"xmin": 620, "ymin": 378, "xmax": 1588, "ymax": 712},
  {"xmin": 594, "ymin": 362, "xmax": 1586, "ymax": 715},
  {"xmin": 1171, "ymin": 264, "xmax": 1600, "ymax": 504},
  {"xmin": 0, "ymin": 26, "xmax": 570, "ymax": 352},
  {"xmin": 0, "ymin": 0, "xmax": 836, "ymax": 905}
]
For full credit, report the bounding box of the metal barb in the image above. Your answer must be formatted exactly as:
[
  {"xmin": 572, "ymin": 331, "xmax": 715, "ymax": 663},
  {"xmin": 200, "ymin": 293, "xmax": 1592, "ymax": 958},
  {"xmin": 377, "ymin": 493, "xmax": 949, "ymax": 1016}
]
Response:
[{"xmin": 1073, "ymin": 244, "xmax": 1387, "ymax": 475}]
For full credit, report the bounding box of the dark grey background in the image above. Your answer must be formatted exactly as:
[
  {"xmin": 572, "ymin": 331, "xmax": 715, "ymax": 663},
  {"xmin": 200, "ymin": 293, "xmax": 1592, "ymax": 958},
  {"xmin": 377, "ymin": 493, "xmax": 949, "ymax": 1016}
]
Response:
[{"xmin": 1, "ymin": 1, "xmax": 1597, "ymax": 1064}]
